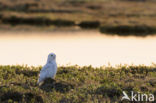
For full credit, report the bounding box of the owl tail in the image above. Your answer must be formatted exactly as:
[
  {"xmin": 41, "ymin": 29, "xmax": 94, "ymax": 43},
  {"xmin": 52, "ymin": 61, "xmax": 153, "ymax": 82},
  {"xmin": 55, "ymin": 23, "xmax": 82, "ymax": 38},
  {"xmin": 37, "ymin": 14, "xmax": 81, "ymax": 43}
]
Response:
[{"xmin": 37, "ymin": 77, "xmax": 43, "ymax": 86}]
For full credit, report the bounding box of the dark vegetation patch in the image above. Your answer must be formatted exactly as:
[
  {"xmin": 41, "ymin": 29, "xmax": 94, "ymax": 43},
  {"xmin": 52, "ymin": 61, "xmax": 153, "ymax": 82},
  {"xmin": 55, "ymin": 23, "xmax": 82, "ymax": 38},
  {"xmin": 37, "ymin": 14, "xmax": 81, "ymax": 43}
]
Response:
[
  {"xmin": 122, "ymin": 0, "xmax": 147, "ymax": 2},
  {"xmin": 0, "ymin": 14, "xmax": 2, "ymax": 19},
  {"xmin": 0, "ymin": 88, "xmax": 43, "ymax": 103},
  {"xmin": 50, "ymin": 19, "xmax": 75, "ymax": 27},
  {"xmin": 26, "ymin": 9, "xmax": 81, "ymax": 13},
  {"xmin": 78, "ymin": 21, "xmax": 100, "ymax": 29},
  {"xmin": 96, "ymin": 83, "xmax": 122, "ymax": 97},
  {"xmin": 0, "ymin": 15, "xmax": 102, "ymax": 29},
  {"xmin": 1, "ymin": 16, "xmax": 75, "ymax": 27},
  {"xmin": 40, "ymin": 78, "xmax": 74, "ymax": 93},
  {"xmin": 0, "ymin": 65, "xmax": 156, "ymax": 102},
  {"xmin": 100, "ymin": 25, "xmax": 156, "ymax": 36},
  {"xmin": 87, "ymin": 5, "xmax": 102, "ymax": 10},
  {"xmin": 0, "ymin": 91, "xmax": 23, "ymax": 102},
  {"xmin": 24, "ymin": 92, "xmax": 43, "ymax": 103}
]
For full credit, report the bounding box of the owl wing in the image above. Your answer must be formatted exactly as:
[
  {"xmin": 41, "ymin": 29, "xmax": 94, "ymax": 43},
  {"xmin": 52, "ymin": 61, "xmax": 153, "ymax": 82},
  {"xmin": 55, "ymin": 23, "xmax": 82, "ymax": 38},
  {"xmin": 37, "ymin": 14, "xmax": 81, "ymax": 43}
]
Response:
[
  {"xmin": 38, "ymin": 64, "xmax": 49, "ymax": 84},
  {"xmin": 51, "ymin": 63, "xmax": 57, "ymax": 79}
]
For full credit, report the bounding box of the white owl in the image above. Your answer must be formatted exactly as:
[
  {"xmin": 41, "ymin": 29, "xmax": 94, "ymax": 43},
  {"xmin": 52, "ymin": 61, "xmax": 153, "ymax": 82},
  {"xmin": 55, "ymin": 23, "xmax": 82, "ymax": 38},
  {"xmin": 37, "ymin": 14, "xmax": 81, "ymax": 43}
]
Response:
[{"xmin": 38, "ymin": 53, "xmax": 57, "ymax": 85}]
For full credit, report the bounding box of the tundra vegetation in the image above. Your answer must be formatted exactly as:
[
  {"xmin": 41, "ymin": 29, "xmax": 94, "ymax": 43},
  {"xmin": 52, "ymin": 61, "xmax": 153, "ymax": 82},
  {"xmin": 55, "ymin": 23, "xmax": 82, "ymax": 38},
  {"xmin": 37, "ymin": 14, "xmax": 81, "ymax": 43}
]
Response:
[{"xmin": 0, "ymin": 64, "xmax": 156, "ymax": 103}]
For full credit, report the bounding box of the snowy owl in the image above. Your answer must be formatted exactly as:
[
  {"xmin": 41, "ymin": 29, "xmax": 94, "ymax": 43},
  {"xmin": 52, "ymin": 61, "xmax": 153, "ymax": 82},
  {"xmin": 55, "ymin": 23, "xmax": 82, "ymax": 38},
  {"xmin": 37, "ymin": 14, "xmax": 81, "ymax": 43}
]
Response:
[{"xmin": 38, "ymin": 53, "xmax": 57, "ymax": 85}]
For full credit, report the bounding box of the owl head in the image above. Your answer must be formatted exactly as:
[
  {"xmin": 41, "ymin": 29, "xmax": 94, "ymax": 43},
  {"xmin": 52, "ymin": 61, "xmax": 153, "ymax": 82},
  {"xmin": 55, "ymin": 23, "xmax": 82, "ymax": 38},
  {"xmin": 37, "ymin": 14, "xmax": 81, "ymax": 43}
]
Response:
[{"xmin": 47, "ymin": 53, "xmax": 56, "ymax": 63}]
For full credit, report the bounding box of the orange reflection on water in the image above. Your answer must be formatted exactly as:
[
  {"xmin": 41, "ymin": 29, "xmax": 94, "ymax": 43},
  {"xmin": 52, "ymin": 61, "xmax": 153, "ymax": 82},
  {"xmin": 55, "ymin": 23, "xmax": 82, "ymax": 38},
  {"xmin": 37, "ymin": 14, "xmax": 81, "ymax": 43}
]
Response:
[{"xmin": 0, "ymin": 30, "xmax": 156, "ymax": 67}]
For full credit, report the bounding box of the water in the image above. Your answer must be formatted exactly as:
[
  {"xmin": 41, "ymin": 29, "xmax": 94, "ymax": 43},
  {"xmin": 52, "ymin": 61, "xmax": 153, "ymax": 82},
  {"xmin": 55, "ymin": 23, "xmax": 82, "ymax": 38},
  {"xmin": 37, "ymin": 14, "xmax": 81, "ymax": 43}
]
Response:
[{"xmin": 0, "ymin": 30, "xmax": 156, "ymax": 67}]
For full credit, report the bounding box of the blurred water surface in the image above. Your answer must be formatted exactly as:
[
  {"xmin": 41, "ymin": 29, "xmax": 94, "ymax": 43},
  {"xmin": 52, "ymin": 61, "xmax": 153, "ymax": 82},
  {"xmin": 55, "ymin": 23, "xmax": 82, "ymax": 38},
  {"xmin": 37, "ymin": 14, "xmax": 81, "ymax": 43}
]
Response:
[{"xmin": 0, "ymin": 30, "xmax": 156, "ymax": 67}]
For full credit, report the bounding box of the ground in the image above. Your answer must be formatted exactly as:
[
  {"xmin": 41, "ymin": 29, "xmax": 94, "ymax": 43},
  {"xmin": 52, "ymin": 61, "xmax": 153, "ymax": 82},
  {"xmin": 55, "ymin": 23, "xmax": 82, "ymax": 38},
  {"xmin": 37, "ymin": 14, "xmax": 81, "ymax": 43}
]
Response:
[{"xmin": 0, "ymin": 64, "xmax": 156, "ymax": 103}]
